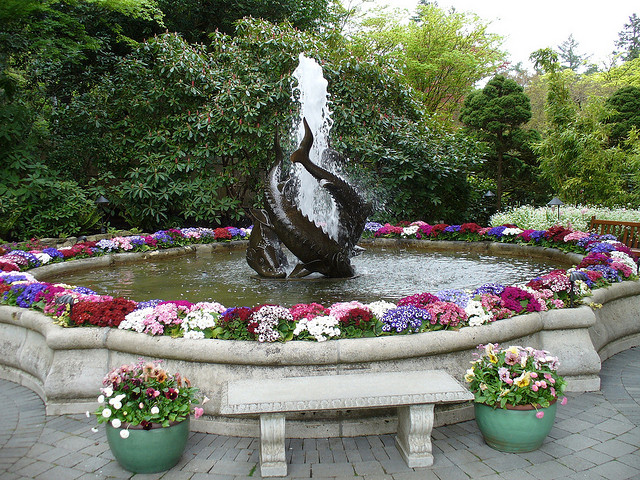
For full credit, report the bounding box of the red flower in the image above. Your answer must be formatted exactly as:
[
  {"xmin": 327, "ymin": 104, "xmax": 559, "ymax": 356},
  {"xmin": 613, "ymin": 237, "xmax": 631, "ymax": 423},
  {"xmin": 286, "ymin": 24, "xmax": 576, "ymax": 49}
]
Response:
[
  {"xmin": 214, "ymin": 228, "xmax": 232, "ymax": 240},
  {"xmin": 70, "ymin": 298, "xmax": 137, "ymax": 327}
]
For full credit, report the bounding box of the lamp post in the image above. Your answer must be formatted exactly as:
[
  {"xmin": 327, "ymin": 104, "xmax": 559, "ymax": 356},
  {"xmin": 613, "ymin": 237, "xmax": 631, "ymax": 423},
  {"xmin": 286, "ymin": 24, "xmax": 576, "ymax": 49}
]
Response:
[
  {"xmin": 568, "ymin": 271, "xmax": 589, "ymax": 307},
  {"xmin": 55, "ymin": 294, "xmax": 76, "ymax": 316},
  {"xmin": 482, "ymin": 190, "xmax": 496, "ymax": 225},
  {"xmin": 483, "ymin": 190, "xmax": 496, "ymax": 200},
  {"xmin": 95, "ymin": 195, "xmax": 110, "ymax": 234},
  {"xmin": 547, "ymin": 196, "xmax": 564, "ymax": 221}
]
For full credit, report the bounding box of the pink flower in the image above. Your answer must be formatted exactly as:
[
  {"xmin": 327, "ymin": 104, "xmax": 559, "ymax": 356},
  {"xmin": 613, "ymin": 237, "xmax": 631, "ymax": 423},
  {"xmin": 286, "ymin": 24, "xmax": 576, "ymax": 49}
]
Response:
[
  {"xmin": 561, "ymin": 397, "xmax": 568, "ymax": 406},
  {"xmin": 194, "ymin": 407, "xmax": 204, "ymax": 419},
  {"xmin": 536, "ymin": 411, "xmax": 545, "ymax": 419}
]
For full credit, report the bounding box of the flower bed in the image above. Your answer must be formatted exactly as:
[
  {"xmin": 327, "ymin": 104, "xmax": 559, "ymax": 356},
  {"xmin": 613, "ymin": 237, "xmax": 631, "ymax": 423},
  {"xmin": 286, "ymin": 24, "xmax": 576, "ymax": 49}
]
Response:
[{"xmin": 1, "ymin": 222, "xmax": 638, "ymax": 343}]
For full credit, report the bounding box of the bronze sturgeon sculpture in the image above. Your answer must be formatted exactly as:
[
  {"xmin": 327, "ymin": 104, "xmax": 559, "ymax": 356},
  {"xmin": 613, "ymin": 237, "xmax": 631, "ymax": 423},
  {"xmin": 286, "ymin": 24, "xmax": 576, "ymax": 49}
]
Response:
[{"xmin": 246, "ymin": 118, "xmax": 371, "ymax": 278}]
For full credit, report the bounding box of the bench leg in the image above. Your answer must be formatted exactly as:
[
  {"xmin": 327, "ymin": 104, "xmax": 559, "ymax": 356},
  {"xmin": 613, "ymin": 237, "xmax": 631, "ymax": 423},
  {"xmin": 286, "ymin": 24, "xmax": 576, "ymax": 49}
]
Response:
[
  {"xmin": 259, "ymin": 413, "xmax": 287, "ymax": 477},
  {"xmin": 395, "ymin": 404, "xmax": 434, "ymax": 467}
]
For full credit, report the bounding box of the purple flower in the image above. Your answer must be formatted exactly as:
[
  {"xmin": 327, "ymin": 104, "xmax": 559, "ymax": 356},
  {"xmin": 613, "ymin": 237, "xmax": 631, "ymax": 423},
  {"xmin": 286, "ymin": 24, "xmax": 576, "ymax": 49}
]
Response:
[
  {"xmin": 10, "ymin": 283, "xmax": 49, "ymax": 308},
  {"xmin": 6, "ymin": 250, "xmax": 41, "ymax": 267},
  {"xmin": 130, "ymin": 236, "xmax": 146, "ymax": 246},
  {"xmin": 576, "ymin": 234, "xmax": 599, "ymax": 248},
  {"xmin": 587, "ymin": 264, "xmax": 621, "ymax": 283},
  {"xmin": 1, "ymin": 274, "xmax": 31, "ymax": 284},
  {"xmin": 381, "ymin": 306, "xmax": 430, "ymax": 333},
  {"xmin": 435, "ymin": 289, "xmax": 470, "ymax": 308},
  {"xmin": 586, "ymin": 242, "xmax": 616, "ymax": 253},
  {"xmin": 529, "ymin": 230, "xmax": 547, "ymax": 242},
  {"xmin": 487, "ymin": 226, "xmax": 507, "ymax": 238},
  {"xmin": 72, "ymin": 286, "xmax": 97, "ymax": 295},
  {"xmin": 444, "ymin": 225, "xmax": 461, "ymax": 233},
  {"xmin": 135, "ymin": 299, "xmax": 164, "ymax": 310},
  {"xmin": 152, "ymin": 231, "xmax": 173, "ymax": 244},
  {"xmin": 472, "ymin": 283, "xmax": 505, "ymax": 296},
  {"xmin": 365, "ymin": 222, "xmax": 384, "ymax": 233},
  {"xmin": 599, "ymin": 234, "xmax": 617, "ymax": 241},
  {"xmin": 42, "ymin": 248, "xmax": 64, "ymax": 259}
]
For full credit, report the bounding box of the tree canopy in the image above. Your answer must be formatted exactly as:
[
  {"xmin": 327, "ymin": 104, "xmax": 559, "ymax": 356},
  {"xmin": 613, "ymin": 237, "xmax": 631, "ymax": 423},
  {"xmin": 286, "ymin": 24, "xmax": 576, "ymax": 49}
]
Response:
[
  {"xmin": 348, "ymin": 3, "xmax": 506, "ymax": 117},
  {"xmin": 615, "ymin": 13, "xmax": 640, "ymax": 61},
  {"xmin": 460, "ymin": 75, "xmax": 536, "ymax": 210}
]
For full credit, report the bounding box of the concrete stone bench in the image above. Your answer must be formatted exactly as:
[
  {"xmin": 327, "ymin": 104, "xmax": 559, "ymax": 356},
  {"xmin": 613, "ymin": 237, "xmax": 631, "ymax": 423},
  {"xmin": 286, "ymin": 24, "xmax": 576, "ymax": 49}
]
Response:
[{"xmin": 220, "ymin": 370, "xmax": 473, "ymax": 477}]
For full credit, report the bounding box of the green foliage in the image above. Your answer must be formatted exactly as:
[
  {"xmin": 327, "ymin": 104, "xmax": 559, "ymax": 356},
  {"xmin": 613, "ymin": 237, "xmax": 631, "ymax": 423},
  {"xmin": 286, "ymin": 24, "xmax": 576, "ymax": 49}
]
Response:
[
  {"xmin": 460, "ymin": 75, "xmax": 539, "ymax": 209},
  {"xmin": 605, "ymin": 86, "xmax": 640, "ymax": 147},
  {"xmin": 326, "ymin": 54, "xmax": 480, "ymax": 222},
  {"xmin": 5, "ymin": 3, "xmax": 484, "ymax": 235},
  {"xmin": 157, "ymin": 0, "xmax": 333, "ymax": 42},
  {"xmin": 557, "ymin": 34, "xmax": 590, "ymax": 72},
  {"xmin": 615, "ymin": 13, "xmax": 640, "ymax": 61},
  {"xmin": 51, "ymin": 20, "xmax": 321, "ymax": 230},
  {"xmin": 348, "ymin": 3, "xmax": 505, "ymax": 116},
  {"xmin": 532, "ymin": 52, "xmax": 640, "ymax": 207}
]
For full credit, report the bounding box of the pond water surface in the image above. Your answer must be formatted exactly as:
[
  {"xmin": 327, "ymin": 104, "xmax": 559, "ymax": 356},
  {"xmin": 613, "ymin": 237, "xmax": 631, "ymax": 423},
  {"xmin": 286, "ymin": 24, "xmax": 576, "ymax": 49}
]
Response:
[{"xmin": 56, "ymin": 246, "xmax": 561, "ymax": 307}]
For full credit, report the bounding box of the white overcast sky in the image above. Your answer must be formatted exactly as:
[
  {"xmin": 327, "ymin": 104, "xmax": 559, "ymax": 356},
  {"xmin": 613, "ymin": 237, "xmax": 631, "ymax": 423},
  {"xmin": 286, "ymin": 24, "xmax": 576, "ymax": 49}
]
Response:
[{"xmin": 364, "ymin": 0, "xmax": 638, "ymax": 69}]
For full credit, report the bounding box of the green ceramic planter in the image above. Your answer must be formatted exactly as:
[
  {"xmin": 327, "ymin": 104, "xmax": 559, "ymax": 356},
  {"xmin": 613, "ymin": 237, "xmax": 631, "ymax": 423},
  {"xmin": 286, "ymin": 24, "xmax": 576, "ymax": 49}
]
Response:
[
  {"xmin": 474, "ymin": 401, "xmax": 557, "ymax": 453},
  {"xmin": 106, "ymin": 417, "xmax": 190, "ymax": 473}
]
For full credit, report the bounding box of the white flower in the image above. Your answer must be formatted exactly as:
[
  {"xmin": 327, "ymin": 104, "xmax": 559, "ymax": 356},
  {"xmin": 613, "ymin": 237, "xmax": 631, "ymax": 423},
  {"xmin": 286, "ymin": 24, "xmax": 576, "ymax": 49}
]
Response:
[
  {"xmin": 120, "ymin": 429, "xmax": 130, "ymax": 439},
  {"xmin": 111, "ymin": 418, "xmax": 122, "ymax": 428},
  {"xmin": 101, "ymin": 408, "xmax": 112, "ymax": 418},
  {"xmin": 112, "ymin": 401, "xmax": 122, "ymax": 410},
  {"xmin": 109, "ymin": 394, "xmax": 126, "ymax": 405},
  {"xmin": 85, "ymin": 411, "xmax": 91, "ymax": 418},
  {"xmin": 150, "ymin": 406, "xmax": 160, "ymax": 415},
  {"xmin": 97, "ymin": 395, "xmax": 105, "ymax": 403},
  {"xmin": 366, "ymin": 300, "xmax": 396, "ymax": 319},
  {"xmin": 91, "ymin": 427, "xmax": 99, "ymax": 433},
  {"xmin": 502, "ymin": 227, "xmax": 523, "ymax": 236},
  {"xmin": 401, "ymin": 225, "xmax": 419, "ymax": 237},
  {"xmin": 34, "ymin": 252, "xmax": 52, "ymax": 265},
  {"xmin": 119, "ymin": 307, "xmax": 154, "ymax": 333},
  {"xmin": 139, "ymin": 402, "xmax": 144, "ymax": 409},
  {"xmin": 465, "ymin": 299, "xmax": 492, "ymax": 327},
  {"xmin": 103, "ymin": 387, "xmax": 113, "ymax": 397}
]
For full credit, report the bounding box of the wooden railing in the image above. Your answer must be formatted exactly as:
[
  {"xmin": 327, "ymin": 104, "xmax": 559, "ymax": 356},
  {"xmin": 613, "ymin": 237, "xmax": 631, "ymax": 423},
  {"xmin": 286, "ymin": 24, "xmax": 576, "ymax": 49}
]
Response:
[{"xmin": 589, "ymin": 216, "xmax": 640, "ymax": 254}]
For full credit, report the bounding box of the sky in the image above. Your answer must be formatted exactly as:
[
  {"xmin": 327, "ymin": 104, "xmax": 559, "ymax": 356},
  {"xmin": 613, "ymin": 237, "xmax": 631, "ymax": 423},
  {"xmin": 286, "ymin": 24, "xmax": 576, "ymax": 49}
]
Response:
[{"xmin": 366, "ymin": 0, "xmax": 638, "ymax": 70}]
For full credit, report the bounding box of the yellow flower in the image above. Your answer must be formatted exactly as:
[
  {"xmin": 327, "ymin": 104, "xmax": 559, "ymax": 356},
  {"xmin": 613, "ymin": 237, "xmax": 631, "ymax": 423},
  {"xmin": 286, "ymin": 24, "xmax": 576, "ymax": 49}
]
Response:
[
  {"xmin": 488, "ymin": 352, "xmax": 498, "ymax": 364},
  {"xmin": 506, "ymin": 346, "xmax": 519, "ymax": 356},
  {"xmin": 484, "ymin": 343, "xmax": 496, "ymax": 355},
  {"xmin": 464, "ymin": 369, "xmax": 475, "ymax": 383},
  {"xmin": 514, "ymin": 371, "xmax": 531, "ymax": 388}
]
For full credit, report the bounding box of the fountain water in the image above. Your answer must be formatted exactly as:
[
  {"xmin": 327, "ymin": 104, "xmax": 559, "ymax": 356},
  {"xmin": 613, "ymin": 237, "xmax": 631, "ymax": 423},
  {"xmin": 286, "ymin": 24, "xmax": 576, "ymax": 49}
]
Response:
[
  {"xmin": 246, "ymin": 54, "xmax": 372, "ymax": 279},
  {"xmin": 291, "ymin": 53, "xmax": 338, "ymax": 240}
]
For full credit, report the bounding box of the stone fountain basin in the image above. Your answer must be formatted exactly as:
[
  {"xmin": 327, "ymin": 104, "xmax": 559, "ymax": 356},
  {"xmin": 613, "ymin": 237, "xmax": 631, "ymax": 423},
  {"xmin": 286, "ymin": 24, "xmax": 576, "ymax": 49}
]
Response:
[{"xmin": 1, "ymin": 240, "xmax": 639, "ymax": 437}]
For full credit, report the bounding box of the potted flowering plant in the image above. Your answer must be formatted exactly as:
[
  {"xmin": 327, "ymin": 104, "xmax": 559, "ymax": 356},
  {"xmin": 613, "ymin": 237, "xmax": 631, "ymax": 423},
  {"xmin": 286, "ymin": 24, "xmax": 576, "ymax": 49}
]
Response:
[
  {"xmin": 92, "ymin": 360, "xmax": 204, "ymax": 473},
  {"xmin": 465, "ymin": 343, "xmax": 567, "ymax": 452}
]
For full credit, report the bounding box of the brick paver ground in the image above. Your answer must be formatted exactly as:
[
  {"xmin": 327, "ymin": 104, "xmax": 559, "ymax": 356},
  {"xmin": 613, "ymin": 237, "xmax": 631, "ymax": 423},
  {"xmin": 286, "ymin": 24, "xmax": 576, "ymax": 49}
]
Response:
[{"xmin": 1, "ymin": 346, "xmax": 638, "ymax": 479}]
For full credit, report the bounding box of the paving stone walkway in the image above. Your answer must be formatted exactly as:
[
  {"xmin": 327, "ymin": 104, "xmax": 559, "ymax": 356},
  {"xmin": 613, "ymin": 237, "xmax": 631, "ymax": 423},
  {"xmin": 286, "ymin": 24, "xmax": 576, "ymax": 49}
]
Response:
[{"xmin": 1, "ymin": 347, "xmax": 639, "ymax": 479}]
